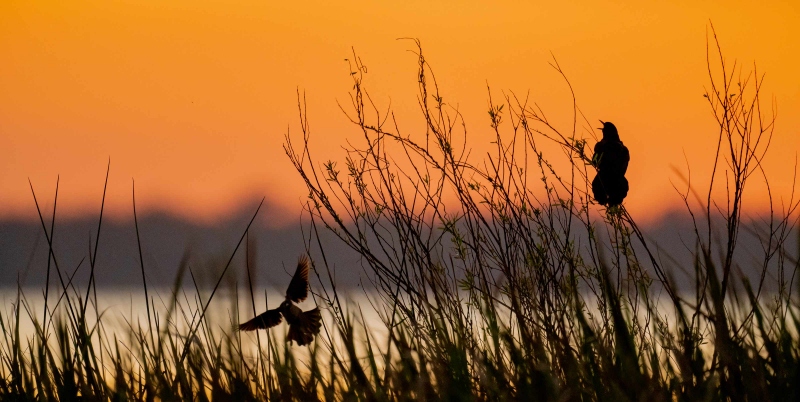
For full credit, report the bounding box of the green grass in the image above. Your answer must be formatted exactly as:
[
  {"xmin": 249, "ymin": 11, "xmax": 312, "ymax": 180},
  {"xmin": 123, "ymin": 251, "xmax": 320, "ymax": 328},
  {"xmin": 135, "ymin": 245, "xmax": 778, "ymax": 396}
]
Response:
[{"xmin": 3, "ymin": 33, "xmax": 800, "ymax": 401}]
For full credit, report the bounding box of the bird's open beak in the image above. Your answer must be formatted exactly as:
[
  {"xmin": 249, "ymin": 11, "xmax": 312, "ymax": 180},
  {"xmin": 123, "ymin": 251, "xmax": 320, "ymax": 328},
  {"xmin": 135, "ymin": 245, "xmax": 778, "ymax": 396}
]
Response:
[{"xmin": 597, "ymin": 120, "xmax": 604, "ymax": 130}]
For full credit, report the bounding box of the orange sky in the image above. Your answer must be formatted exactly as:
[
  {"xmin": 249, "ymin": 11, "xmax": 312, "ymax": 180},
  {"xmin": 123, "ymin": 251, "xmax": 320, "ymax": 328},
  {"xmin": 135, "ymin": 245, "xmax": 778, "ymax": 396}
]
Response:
[{"xmin": 1, "ymin": 0, "xmax": 798, "ymax": 226}]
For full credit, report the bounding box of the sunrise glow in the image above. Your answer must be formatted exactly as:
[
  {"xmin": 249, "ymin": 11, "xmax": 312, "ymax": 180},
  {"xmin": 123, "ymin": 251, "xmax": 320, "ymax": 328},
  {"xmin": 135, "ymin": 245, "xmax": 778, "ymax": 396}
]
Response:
[{"xmin": 2, "ymin": 0, "xmax": 797, "ymax": 225}]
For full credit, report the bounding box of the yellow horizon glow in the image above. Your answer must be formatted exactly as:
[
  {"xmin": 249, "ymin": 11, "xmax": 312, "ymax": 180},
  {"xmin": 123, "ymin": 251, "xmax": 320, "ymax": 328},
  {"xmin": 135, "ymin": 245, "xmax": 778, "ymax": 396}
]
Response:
[{"xmin": 2, "ymin": 0, "xmax": 798, "ymax": 226}]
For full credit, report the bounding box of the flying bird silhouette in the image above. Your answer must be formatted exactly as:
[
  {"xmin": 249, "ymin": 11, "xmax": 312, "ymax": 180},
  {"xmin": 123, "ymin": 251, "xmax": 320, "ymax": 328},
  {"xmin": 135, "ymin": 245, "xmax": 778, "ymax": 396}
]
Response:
[
  {"xmin": 239, "ymin": 256, "xmax": 322, "ymax": 346},
  {"xmin": 591, "ymin": 121, "xmax": 630, "ymax": 206}
]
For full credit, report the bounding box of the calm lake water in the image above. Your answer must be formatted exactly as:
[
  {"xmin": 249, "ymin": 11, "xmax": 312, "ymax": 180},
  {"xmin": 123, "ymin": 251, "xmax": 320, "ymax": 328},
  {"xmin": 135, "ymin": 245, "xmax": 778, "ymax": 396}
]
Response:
[
  {"xmin": 2, "ymin": 285, "xmax": 788, "ymax": 367},
  {"xmin": 0, "ymin": 286, "xmax": 386, "ymax": 351}
]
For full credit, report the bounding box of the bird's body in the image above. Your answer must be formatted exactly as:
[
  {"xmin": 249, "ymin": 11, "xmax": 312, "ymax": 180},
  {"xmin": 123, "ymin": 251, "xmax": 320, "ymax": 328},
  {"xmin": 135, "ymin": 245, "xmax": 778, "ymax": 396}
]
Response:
[
  {"xmin": 239, "ymin": 256, "xmax": 322, "ymax": 346},
  {"xmin": 592, "ymin": 122, "xmax": 630, "ymax": 206}
]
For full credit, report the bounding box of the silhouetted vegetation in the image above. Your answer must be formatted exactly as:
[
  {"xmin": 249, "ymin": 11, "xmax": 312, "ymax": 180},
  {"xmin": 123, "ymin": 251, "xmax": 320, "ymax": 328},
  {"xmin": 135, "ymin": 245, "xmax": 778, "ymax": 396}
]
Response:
[{"xmin": 2, "ymin": 28, "xmax": 799, "ymax": 401}]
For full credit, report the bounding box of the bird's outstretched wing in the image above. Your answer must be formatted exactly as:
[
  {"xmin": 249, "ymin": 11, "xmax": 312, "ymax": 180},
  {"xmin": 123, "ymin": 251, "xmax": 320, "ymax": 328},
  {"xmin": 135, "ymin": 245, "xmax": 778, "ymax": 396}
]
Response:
[
  {"xmin": 239, "ymin": 308, "xmax": 283, "ymax": 331},
  {"xmin": 286, "ymin": 307, "xmax": 322, "ymax": 346},
  {"xmin": 285, "ymin": 256, "xmax": 310, "ymax": 303}
]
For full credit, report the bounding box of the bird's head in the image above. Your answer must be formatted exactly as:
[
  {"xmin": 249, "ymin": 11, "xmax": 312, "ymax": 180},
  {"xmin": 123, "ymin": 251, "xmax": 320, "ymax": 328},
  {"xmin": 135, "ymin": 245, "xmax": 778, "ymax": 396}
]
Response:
[
  {"xmin": 597, "ymin": 120, "xmax": 620, "ymax": 141},
  {"xmin": 279, "ymin": 300, "xmax": 293, "ymax": 310}
]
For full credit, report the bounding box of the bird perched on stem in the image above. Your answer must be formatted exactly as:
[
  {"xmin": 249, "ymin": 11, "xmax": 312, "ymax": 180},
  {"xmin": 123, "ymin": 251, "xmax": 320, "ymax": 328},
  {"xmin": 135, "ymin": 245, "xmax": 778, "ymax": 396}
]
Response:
[
  {"xmin": 239, "ymin": 256, "xmax": 322, "ymax": 346},
  {"xmin": 592, "ymin": 121, "xmax": 630, "ymax": 206}
]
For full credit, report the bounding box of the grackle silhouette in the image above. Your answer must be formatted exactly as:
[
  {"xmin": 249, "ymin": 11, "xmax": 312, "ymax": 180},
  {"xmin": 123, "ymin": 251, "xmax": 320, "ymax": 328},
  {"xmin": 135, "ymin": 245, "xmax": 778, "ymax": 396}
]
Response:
[
  {"xmin": 239, "ymin": 256, "xmax": 322, "ymax": 346},
  {"xmin": 591, "ymin": 121, "xmax": 630, "ymax": 206}
]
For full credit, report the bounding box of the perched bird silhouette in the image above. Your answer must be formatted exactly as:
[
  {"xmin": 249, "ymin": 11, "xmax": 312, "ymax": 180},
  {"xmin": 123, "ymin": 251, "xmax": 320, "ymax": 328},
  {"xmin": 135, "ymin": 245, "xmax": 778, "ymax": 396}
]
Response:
[
  {"xmin": 591, "ymin": 121, "xmax": 630, "ymax": 206},
  {"xmin": 239, "ymin": 256, "xmax": 322, "ymax": 346}
]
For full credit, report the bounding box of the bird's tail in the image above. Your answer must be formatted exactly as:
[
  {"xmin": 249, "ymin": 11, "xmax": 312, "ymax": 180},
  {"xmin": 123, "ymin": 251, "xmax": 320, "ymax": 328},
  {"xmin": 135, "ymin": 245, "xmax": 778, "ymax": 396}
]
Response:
[{"xmin": 287, "ymin": 308, "xmax": 323, "ymax": 346}]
